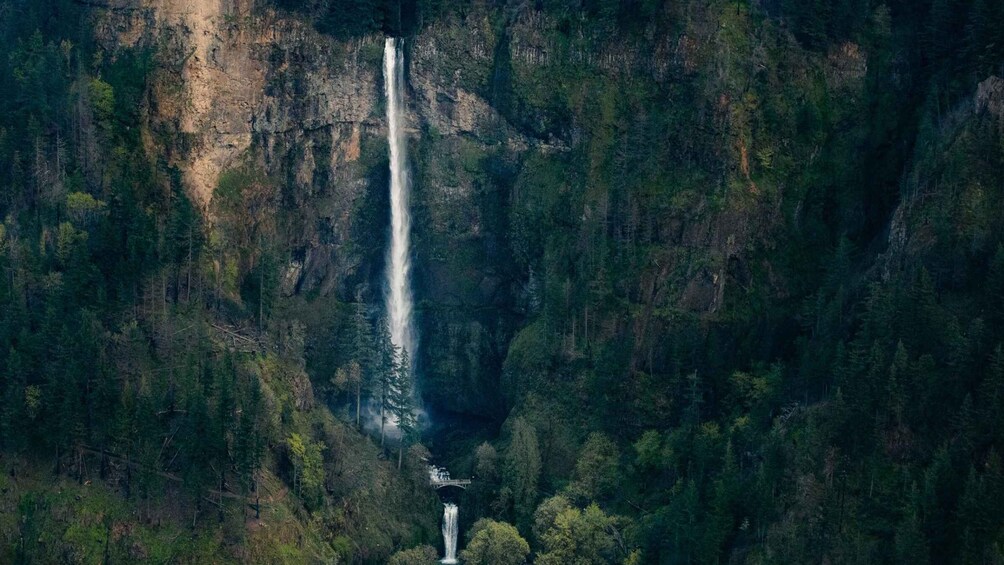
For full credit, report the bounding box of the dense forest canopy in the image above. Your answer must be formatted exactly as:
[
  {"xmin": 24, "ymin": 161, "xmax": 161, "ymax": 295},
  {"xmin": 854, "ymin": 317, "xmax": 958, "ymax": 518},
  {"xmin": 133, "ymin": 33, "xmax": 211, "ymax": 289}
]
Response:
[{"xmin": 0, "ymin": 0, "xmax": 1003, "ymax": 563}]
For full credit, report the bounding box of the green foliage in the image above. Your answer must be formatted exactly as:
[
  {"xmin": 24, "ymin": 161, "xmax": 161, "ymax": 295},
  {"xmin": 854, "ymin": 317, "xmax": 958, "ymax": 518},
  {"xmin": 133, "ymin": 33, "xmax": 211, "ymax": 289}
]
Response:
[
  {"xmin": 316, "ymin": 0, "xmax": 383, "ymax": 39},
  {"xmin": 895, "ymin": 503, "xmax": 930, "ymax": 565},
  {"xmin": 473, "ymin": 441, "xmax": 499, "ymax": 484},
  {"xmin": 88, "ymin": 78, "xmax": 114, "ymax": 124},
  {"xmin": 503, "ymin": 418, "xmax": 542, "ymax": 530},
  {"xmin": 388, "ymin": 544, "xmax": 439, "ymax": 565},
  {"xmin": 501, "ymin": 319, "xmax": 554, "ymax": 403},
  {"xmin": 536, "ymin": 503, "xmax": 620, "ymax": 565},
  {"xmin": 460, "ymin": 518, "xmax": 531, "ymax": 565},
  {"xmin": 532, "ymin": 495, "xmax": 572, "ymax": 544},
  {"xmin": 567, "ymin": 433, "xmax": 619, "ymax": 502},
  {"xmin": 633, "ymin": 430, "xmax": 670, "ymax": 472},
  {"xmin": 213, "ymin": 166, "xmax": 276, "ymax": 257},
  {"xmin": 65, "ymin": 192, "xmax": 106, "ymax": 227},
  {"xmin": 286, "ymin": 433, "xmax": 325, "ymax": 509}
]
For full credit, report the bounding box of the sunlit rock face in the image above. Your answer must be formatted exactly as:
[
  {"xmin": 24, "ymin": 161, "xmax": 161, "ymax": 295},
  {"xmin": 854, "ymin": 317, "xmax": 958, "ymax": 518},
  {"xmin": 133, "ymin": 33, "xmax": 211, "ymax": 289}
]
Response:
[{"xmin": 94, "ymin": 0, "xmax": 384, "ymax": 297}]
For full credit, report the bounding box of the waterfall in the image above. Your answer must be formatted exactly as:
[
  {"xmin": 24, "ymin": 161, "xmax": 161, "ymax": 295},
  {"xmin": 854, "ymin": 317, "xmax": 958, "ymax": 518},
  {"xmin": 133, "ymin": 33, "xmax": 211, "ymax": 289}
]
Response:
[
  {"xmin": 383, "ymin": 37, "xmax": 415, "ymax": 367},
  {"xmin": 386, "ymin": 37, "xmax": 458, "ymax": 565},
  {"xmin": 386, "ymin": 44, "xmax": 458, "ymax": 564},
  {"xmin": 442, "ymin": 503, "xmax": 459, "ymax": 564}
]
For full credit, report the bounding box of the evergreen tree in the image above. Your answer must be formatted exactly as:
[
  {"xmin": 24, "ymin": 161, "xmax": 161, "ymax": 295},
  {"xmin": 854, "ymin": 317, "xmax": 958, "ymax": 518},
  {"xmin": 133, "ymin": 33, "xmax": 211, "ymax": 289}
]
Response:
[
  {"xmin": 979, "ymin": 346, "xmax": 1004, "ymax": 443},
  {"xmin": 235, "ymin": 376, "xmax": 265, "ymax": 492},
  {"xmin": 351, "ymin": 294, "xmax": 373, "ymax": 428},
  {"xmin": 987, "ymin": 246, "xmax": 1004, "ymax": 328},
  {"xmin": 895, "ymin": 506, "xmax": 930, "ymax": 565},
  {"xmin": 504, "ymin": 418, "xmax": 541, "ymax": 530},
  {"xmin": 391, "ymin": 348, "xmax": 417, "ymax": 469},
  {"xmin": 373, "ymin": 317, "xmax": 399, "ymax": 448}
]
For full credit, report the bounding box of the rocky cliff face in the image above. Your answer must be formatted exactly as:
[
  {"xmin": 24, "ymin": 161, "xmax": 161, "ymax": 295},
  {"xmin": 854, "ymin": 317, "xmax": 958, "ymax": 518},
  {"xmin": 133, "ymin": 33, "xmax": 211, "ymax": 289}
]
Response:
[
  {"xmin": 90, "ymin": 1, "xmax": 881, "ymax": 416},
  {"xmin": 882, "ymin": 75, "xmax": 1004, "ymax": 286},
  {"xmin": 94, "ymin": 0, "xmax": 386, "ymax": 298},
  {"xmin": 91, "ymin": 0, "xmax": 539, "ymax": 413}
]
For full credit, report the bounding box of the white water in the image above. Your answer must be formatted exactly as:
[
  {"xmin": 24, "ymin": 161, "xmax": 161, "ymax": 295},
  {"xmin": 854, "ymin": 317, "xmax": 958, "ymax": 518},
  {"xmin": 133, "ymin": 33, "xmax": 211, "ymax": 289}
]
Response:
[
  {"xmin": 429, "ymin": 465, "xmax": 450, "ymax": 483},
  {"xmin": 383, "ymin": 37, "xmax": 415, "ymax": 367},
  {"xmin": 441, "ymin": 503, "xmax": 459, "ymax": 564}
]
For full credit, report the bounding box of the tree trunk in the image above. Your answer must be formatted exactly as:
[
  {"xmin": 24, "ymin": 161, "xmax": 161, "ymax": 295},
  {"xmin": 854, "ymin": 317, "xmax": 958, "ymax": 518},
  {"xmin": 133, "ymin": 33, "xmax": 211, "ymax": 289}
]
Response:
[
  {"xmin": 258, "ymin": 259, "xmax": 264, "ymax": 332},
  {"xmin": 99, "ymin": 444, "xmax": 107, "ymax": 480},
  {"xmin": 124, "ymin": 453, "xmax": 131, "ymax": 499},
  {"xmin": 215, "ymin": 251, "xmax": 222, "ymax": 308},
  {"xmin": 218, "ymin": 473, "xmax": 225, "ymax": 523},
  {"xmin": 162, "ymin": 270, "xmax": 168, "ymax": 319},
  {"xmin": 186, "ymin": 224, "xmax": 193, "ymax": 302},
  {"xmin": 380, "ymin": 401, "xmax": 386, "ymax": 448},
  {"xmin": 102, "ymin": 523, "xmax": 111, "ymax": 565},
  {"xmin": 355, "ymin": 383, "xmax": 361, "ymax": 429},
  {"xmin": 253, "ymin": 474, "xmax": 260, "ymax": 519}
]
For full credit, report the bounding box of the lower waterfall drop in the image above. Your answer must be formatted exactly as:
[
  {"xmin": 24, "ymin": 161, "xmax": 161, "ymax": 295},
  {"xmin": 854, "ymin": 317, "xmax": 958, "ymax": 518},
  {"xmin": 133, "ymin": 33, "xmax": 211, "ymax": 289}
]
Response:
[{"xmin": 441, "ymin": 503, "xmax": 459, "ymax": 564}]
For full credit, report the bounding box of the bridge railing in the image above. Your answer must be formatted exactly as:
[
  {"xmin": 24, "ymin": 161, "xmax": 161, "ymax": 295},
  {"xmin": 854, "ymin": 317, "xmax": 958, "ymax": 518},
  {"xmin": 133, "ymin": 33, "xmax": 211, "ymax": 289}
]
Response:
[{"xmin": 431, "ymin": 478, "xmax": 472, "ymax": 489}]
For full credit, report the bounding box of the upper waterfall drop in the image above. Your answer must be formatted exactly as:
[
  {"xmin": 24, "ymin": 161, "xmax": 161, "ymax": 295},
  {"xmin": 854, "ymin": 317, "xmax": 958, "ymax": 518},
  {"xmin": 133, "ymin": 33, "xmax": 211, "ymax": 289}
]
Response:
[{"xmin": 383, "ymin": 37, "xmax": 415, "ymax": 368}]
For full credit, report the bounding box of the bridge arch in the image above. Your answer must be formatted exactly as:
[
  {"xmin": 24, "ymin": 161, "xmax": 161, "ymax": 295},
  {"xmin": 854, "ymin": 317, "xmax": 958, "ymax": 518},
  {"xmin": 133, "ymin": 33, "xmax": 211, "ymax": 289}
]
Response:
[{"xmin": 431, "ymin": 478, "xmax": 472, "ymax": 490}]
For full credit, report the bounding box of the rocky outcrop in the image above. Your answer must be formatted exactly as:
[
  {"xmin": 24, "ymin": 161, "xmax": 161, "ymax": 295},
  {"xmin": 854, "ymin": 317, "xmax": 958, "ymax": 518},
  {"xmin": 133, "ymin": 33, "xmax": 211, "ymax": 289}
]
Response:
[
  {"xmin": 976, "ymin": 76, "xmax": 1004, "ymax": 122},
  {"xmin": 882, "ymin": 76, "xmax": 1004, "ymax": 281},
  {"xmin": 96, "ymin": 0, "xmax": 268, "ymax": 207},
  {"xmin": 94, "ymin": 0, "xmax": 385, "ymax": 296}
]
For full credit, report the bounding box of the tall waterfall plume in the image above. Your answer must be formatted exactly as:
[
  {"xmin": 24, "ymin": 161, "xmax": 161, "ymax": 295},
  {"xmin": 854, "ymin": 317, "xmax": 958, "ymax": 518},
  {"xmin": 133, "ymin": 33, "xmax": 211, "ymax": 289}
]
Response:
[
  {"xmin": 441, "ymin": 503, "xmax": 459, "ymax": 564},
  {"xmin": 383, "ymin": 37, "xmax": 415, "ymax": 367}
]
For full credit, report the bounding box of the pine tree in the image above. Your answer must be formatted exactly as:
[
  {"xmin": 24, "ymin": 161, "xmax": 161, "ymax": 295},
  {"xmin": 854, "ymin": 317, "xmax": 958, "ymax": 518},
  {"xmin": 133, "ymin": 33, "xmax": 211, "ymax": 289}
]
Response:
[
  {"xmin": 373, "ymin": 317, "xmax": 399, "ymax": 448},
  {"xmin": 1, "ymin": 347, "xmax": 26, "ymax": 450},
  {"xmin": 391, "ymin": 348, "xmax": 416, "ymax": 469},
  {"xmin": 907, "ymin": 269, "xmax": 942, "ymax": 353},
  {"xmin": 351, "ymin": 294, "xmax": 372, "ymax": 429},
  {"xmin": 888, "ymin": 341, "xmax": 909, "ymax": 424},
  {"xmin": 895, "ymin": 491, "xmax": 930, "ymax": 565},
  {"xmin": 957, "ymin": 466, "xmax": 990, "ymax": 563},
  {"xmin": 926, "ymin": 0, "xmax": 963, "ymax": 63},
  {"xmin": 954, "ymin": 394, "xmax": 976, "ymax": 455},
  {"xmin": 702, "ymin": 441, "xmax": 739, "ymax": 563},
  {"xmin": 980, "ymin": 346, "xmax": 1004, "ymax": 442},
  {"xmin": 235, "ymin": 376, "xmax": 265, "ymax": 493},
  {"xmin": 964, "ymin": 0, "xmax": 1004, "ymax": 77},
  {"xmin": 987, "ymin": 246, "xmax": 1004, "ymax": 329},
  {"xmin": 684, "ymin": 372, "xmax": 703, "ymax": 427}
]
